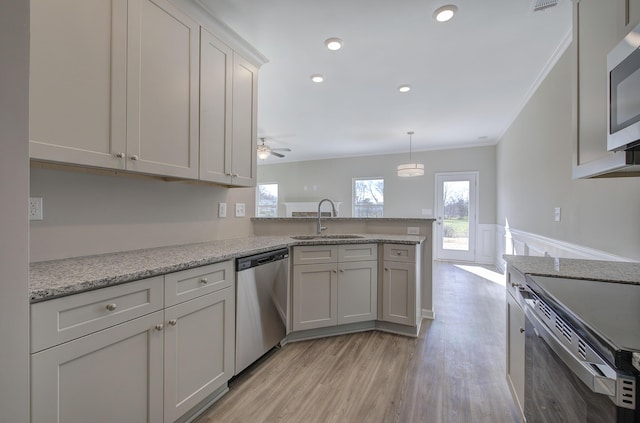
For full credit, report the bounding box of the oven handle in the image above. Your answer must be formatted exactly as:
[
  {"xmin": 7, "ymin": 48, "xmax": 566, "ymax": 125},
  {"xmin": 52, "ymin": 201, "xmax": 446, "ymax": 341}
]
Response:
[{"xmin": 524, "ymin": 303, "xmax": 617, "ymax": 398}]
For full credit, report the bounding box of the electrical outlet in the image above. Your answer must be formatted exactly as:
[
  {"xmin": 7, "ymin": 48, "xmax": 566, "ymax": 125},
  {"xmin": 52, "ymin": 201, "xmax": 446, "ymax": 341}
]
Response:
[
  {"xmin": 218, "ymin": 202, "xmax": 227, "ymax": 218},
  {"xmin": 235, "ymin": 203, "xmax": 245, "ymax": 217},
  {"xmin": 29, "ymin": 197, "xmax": 43, "ymax": 221},
  {"xmin": 407, "ymin": 226, "xmax": 420, "ymax": 235},
  {"xmin": 554, "ymin": 207, "xmax": 561, "ymax": 222}
]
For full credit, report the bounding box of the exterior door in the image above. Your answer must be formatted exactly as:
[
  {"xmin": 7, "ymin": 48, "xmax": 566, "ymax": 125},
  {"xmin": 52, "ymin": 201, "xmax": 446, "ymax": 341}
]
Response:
[{"xmin": 435, "ymin": 172, "xmax": 477, "ymax": 262}]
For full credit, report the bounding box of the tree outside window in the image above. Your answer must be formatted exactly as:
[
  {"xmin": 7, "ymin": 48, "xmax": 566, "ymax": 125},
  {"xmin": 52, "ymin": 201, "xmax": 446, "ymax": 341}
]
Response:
[
  {"xmin": 353, "ymin": 178, "xmax": 384, "ymax": 217},
  {"xmin": 257, "ymin": 183, "xmax": 278, "ymax": 217}
]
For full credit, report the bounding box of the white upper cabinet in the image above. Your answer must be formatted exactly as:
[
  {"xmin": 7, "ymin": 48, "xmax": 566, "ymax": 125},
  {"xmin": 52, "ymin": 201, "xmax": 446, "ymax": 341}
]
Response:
[
  {"xmin": 126, "ymin": 0, "xmax": 200, "ymax": 179},
  {"xmin": 230, "ymin": 53, "xmax": 258, "ymax": 187},
  {"xmin": 199, "ymin": 28, "xmax": 233, "ymax": 184},
  {"xmin": 30, "ymin": 0, "xmax": 259, "ymax": 184},
  {"xmin": 29, "ymin": 0, "xmax": 128, "ymax": 169}
]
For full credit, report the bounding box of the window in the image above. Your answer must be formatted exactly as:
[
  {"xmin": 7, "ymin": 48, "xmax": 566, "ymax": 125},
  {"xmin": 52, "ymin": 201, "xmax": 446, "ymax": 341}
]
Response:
[
  {"xmin": 257, "ymin": 183, "xmax": 278, "ymax": 217},
  {"xmin": 353, "ymin": 178, "xmax": 384, "ymax": 217}
]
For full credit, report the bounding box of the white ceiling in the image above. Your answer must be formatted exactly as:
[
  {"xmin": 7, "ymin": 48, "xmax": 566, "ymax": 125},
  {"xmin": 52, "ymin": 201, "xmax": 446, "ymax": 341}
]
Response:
[{"xmin": 199, "ymin": 0, "xmax": 572, "ymax": 164}]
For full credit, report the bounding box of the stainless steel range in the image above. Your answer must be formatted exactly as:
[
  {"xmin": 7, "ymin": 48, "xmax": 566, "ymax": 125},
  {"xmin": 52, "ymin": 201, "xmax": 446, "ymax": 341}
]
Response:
[{"xmin": 521, "ymin": 275, "xmax": 639, "ymax": 422}]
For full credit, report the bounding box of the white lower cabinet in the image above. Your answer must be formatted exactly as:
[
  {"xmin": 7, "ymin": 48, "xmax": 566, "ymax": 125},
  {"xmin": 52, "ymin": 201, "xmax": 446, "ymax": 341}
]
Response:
[
  {"xmin": 381, "ymin": 244, "xmax": 420, "ymax": 327},
  {"xmin": 505, "ymin": 267, "xmax": 526, "ymax": 421},
  {"xmin": 292, "ymin": 244, "xmax": 377, "ymax": 331},
  {"xmin": 30, "ymin": 261, "xmax": 235, "ymax": 423},
  {"xmin": 31, "ymin": 311, "xmax": 164, "ymax": 423},
  {"xmin": 163, "ymin": 287, "xmax": 235, "ymax": 423}
]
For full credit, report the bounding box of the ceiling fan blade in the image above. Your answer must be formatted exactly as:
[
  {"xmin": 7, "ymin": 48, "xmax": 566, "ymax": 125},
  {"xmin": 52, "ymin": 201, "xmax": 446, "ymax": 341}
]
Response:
[
  {"xmin": 271, "ymin": 151, "xmax": 285, "ymax": 158},
  {"xmin": 271, "ymin": 148, "xmax": 292, "ymax": 152}
]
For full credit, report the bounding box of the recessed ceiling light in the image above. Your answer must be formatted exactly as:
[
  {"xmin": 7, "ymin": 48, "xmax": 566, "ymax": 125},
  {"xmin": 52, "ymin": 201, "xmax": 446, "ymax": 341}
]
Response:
[
  {"xmin": 398, "ymin": 84, "xmax": 411, "ymax": 93},
  {"xmin": 324, "ymin": 37, "xmax": 343, "ymax": 51},
  {"xmin": 311, "ymin": 74, "xmax": 324, "ymax": 83},
  {"xmin": 433, "ymin": 5, "xmax": 458, "ymax": 22}
]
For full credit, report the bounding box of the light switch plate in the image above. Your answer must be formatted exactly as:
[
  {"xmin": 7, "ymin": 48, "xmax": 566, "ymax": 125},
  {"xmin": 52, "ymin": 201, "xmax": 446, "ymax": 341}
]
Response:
[
  {"xmin": 218, "ymin": 203, "xmax": 227, "ymax": 218},
  {"xmin": 554, "ymin": 207, "xmax": 561, "ymax": 222},
  {"xmin": 235, "ymin": 203, "xmax": 245, "ymax": 217}
]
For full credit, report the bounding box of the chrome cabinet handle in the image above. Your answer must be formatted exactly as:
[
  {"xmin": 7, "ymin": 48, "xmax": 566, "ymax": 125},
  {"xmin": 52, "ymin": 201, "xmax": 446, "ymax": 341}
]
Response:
[
  {"xmin": 200, "ymin": 278, "xmax": 208, "ymax": 284},
  {"xmin": 130, "ymin": 155, "xmax": 139, "ymax": 161},
  {"xmin": 168, "ymin": 319, "xmax": 177, "ymax": 326},
  {"xmin": 154, "ymin": 324, "xmax": 163, "ymax": 331},
  {"xmin": 114, "ymin": 152, "xmax": 125, "ymax": 158},
  {"xmin": 105, "ymin": 303, "xmax": 117, "ymax": 311}
]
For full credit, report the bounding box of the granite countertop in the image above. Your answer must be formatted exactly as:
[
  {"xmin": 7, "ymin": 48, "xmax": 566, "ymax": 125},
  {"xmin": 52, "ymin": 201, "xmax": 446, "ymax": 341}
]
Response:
[
  {"xmin": 503, "ymin": 255, "xmax": 640, "ymax": 284},
  {"xmin": 30, "ymin": 234, "xmax": 425, "ymax": 303}
]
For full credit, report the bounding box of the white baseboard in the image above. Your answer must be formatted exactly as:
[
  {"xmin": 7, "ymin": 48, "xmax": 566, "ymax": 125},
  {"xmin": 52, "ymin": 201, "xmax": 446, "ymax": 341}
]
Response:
[{"xmin": 422, "ymin": 308, "xmax": 435, "ymax": 320}]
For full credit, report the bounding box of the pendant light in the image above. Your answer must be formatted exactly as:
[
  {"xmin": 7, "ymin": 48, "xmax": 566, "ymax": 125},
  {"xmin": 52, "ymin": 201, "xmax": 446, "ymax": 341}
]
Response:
[{"xmin": 397, "ymin": 131, "xmax": 424, "ymax": 177}]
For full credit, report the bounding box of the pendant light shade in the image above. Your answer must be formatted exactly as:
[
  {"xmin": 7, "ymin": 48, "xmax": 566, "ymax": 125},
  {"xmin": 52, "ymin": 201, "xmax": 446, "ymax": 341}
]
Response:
[{"xmin": 397, "ymin": 131, "xmax": 424, "ymax": 177}]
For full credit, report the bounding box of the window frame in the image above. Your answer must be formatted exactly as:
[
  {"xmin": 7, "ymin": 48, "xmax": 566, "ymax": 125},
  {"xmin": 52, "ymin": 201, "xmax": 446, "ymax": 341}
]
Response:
[
  {"xmin": 256, "ymin": 182, "xmax": 279, "ymax": 217},
  {"xmin": 352, "ymin": 177, "xmax": 384, "ymax": 218}
]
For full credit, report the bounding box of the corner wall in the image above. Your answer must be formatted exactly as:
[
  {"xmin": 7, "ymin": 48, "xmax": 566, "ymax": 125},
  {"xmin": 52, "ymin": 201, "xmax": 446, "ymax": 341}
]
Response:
[
  {"xmin": 0, "ymin": 0, "xmax": 30, "ymax": 419},
  {"xmin": 496, "ymin": 48, "xmax": 640, "ymax": 262}
]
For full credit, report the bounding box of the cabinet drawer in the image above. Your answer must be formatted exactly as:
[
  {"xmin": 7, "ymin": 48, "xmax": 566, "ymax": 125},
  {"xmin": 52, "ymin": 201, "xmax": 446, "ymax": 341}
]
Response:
[
  {"xmin": 293, "ymin": 245, "xmax": 338, "ymax": 265},
  {"xmin": 31, "ymin": 276, "xmax": 164, "ymax": 353},
  {"xmin": 164, "ymin": 261, "xmax": 234, "ymax": 307},
  {"xmin": 338, "ymin": 243, "xmax": 377, "ymax": 262},
  {"xmin": 383, "ymin": 244, "xmax": 416, "ymax": 262}
]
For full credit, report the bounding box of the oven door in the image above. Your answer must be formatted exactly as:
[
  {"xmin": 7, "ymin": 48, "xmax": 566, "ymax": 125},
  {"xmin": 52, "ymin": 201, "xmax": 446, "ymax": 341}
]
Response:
[{"xmin": 524, "ymin": 305, "xmax": 638, "ymax": 422}]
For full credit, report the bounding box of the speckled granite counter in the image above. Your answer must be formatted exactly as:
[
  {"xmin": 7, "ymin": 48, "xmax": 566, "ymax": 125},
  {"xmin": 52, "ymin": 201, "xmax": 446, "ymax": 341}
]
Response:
[
  {"xmin": 503, "ymin": 255, "xmax": 640, "ymax": 284},
  {"xmin": 30, "ymin": 234, "xmax": 424, "ymax": 303}
]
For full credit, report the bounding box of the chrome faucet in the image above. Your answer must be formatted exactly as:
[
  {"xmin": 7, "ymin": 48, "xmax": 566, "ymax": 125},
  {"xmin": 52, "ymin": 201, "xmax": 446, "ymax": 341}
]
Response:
[{"xmin": 317, "ymin": 199, "xmax": 338, "ymax": 234}]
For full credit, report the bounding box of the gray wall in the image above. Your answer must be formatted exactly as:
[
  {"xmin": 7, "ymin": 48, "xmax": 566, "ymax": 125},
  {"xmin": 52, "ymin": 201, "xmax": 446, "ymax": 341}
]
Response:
[
  {"xmin": 0, "ymin": 0, "xmax": 30, "ymax": 419},
  {"xmin": 30, "ymin": 168, "xmax": 256, "ymax": 261},
  {"xmin": 258, "ymin": 146, "xmax": 497, "ymax": 224},
  {"xmin": 496, "ymin": 48, "xmax": 640, "ymax": 260}
]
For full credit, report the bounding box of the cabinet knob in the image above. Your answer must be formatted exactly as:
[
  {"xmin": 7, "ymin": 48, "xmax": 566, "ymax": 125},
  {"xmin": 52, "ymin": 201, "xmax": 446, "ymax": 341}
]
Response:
[
  {"xmin": 130, "ymin": 155, "xmax": 139, "ymax": 161},
  {"xmin": 114, "ymin": 152, "xmax": 125, "ymax": 158},
  {"xmin": 397, "ymin": 251, "xmax": 402, "ymax": 255},
  {"xmin": 168, "ymin": 319, "xmax": 177, "ymax": 326},
  {"xmin": 200, "ymin": 278, "xmax": 208, "ymax": 284},
  {"xmin": 384, "ymin": 268, "xmax": 389, "ymax": 271},
  {"xmin": 520, "ymin": 327, "xmax": 525, "ymax": 334},
  {"xmin": 339, "ymin": 269, "xmax": 344, "ymax": 273},
  {"xmin": 154, "ymin": 324, "xmax": 164, "ymax": 331},
  {"xmin": 232, "ymin": 173, "xmax": 239, "ymax": 177},
  {"xmin": 105, "ymin": 303, "xmax": 117, "ymax": 312},
  {"xmin": 511, "ymin": 282, "xmax": 521, "ymax": 288},
  {"xmin": 332, "ymin": 269, "xmax": 337, "ymax": 273}
]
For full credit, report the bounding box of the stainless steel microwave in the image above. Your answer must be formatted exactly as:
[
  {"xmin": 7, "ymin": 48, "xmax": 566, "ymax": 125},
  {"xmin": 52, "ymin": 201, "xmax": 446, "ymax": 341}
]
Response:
[{"xmin": 608, "ymin": 22, "xmax": 640, "ymax": 152}]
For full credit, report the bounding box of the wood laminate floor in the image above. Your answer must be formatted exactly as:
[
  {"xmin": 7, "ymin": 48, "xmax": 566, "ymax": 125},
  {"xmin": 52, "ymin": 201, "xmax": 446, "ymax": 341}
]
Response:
[{"xmin": 195, "ymin": 262, "xmax": 520, "ymax": 423}]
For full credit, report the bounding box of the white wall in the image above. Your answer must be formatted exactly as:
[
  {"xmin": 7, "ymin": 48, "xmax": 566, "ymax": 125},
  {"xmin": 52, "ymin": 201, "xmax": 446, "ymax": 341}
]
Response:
[
  {"xmin": 30, "ymin": 167, "xmax": 256, "ymax": 261},
  {"xmin": 496, "ymin": 48, "xmax": 640, "ymax": 261},
  {"xmin": 258, "ymin": 146, "xmax": 497, "ymax": 224},
  {"xmin": 0, "ymin": 0, "xmax": 30, "ymax": 419}
]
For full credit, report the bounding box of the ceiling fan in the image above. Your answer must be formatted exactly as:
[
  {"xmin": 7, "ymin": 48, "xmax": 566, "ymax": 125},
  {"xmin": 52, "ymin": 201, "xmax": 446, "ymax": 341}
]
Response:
[{"xmin": 257, "ymin": 137, "xmax": 291, "ymax": 160}]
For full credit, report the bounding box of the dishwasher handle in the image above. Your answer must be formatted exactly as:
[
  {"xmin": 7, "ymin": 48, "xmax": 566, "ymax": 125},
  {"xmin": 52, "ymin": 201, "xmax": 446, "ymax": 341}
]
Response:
[{"xmin": 236, "ymin": 248, "xmax": 290, "ymax": 271}]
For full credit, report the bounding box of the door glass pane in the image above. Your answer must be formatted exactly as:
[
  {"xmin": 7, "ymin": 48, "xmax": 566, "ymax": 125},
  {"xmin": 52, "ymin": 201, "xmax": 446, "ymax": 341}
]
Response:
[{"xmin": 442, "ymin": 181, "xmax": 469, "ymax": 251}]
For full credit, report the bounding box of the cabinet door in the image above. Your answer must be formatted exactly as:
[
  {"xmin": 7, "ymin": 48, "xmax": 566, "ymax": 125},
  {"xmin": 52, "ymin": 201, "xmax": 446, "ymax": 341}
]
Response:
[
  {"xmin": 163, "ymin": 287, "xmax": 235, "ymax": 423},
  {"xmin": 337, "ymin": 261, "xmax": 377, "ymax": 324},
  {"xmin": 127, "ymin": 0, "xmax": 199, "ymax": 178},
  {"xmin": 29, "ymin": 0, "xmax": 127, "ymax": 169},
  {"xmin": 572, "ymin": 0, "xmax": 635, "ymax": 178},
  {"xmin": 506, "ymin": 292, "xmax": 526, "ymax": 421},
  {"xmin": 381, "ymin": 261, "xmax": 417, "ymax": 326},
  {"xmin": 31, "ymin": 311, "xmax": 164, "ymax": 423},
  {"xmin": 292, "ymin": 263, "xmax": 338, "ymax": 331},
  {"xmin": 199, "ymin": 28, "xmax": 233, "ymax": 184},
  {"xmin": 230, "ymin": 53, "xmax": 258, "ymax": 187}
]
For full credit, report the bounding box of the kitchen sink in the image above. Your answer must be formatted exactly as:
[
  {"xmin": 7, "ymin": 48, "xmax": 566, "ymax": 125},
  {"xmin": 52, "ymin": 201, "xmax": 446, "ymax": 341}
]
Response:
[{"xmin": 290, "ymin": 234, "xmax": 365, "ymax": 240}]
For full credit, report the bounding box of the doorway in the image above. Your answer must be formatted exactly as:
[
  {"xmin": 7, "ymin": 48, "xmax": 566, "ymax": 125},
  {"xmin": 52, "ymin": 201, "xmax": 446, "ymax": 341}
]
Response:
[{"xmin": 435, "ymin": 172, "xmax": 478, "ymax": 262}]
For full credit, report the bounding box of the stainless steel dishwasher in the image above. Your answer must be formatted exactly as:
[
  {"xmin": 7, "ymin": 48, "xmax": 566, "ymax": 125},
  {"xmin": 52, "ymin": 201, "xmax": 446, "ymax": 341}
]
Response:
[{"xmin": 235, "ymin": 248, "xmax": 289, "ymax": 374}]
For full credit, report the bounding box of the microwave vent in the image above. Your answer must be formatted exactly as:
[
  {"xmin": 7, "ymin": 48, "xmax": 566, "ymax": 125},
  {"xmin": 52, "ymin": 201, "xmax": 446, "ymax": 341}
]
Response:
[{"xmin": 533, "ymin": 0, "xmax": 559, "ymax": 12}]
